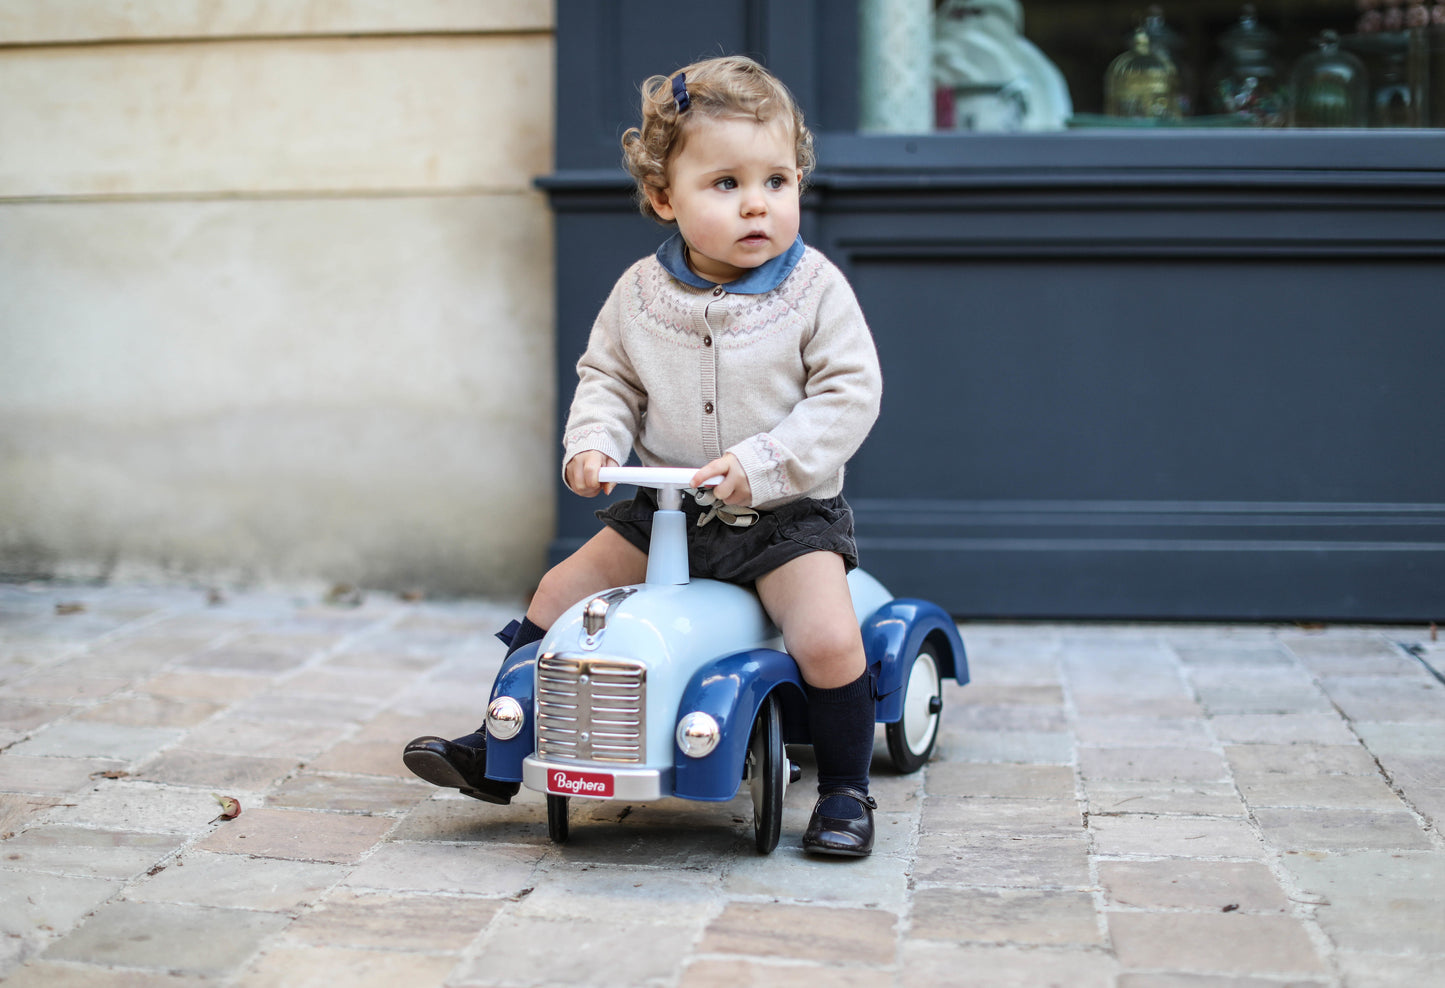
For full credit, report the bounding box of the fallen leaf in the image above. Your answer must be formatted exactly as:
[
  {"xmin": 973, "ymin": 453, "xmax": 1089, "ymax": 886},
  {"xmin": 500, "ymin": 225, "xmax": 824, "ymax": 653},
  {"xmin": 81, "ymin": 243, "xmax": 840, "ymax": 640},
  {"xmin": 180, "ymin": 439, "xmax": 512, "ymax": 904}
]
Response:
[
  {"xmin": 55, "ymin": 602, "xmax": 86, "ymax": 615},
  {"xmin": 324, "ymin": 583, "xmax": 364, "ymax": 608},
  {"xmin": 211, "ymin": 793, "xmax": 242, "ymax": 821}
]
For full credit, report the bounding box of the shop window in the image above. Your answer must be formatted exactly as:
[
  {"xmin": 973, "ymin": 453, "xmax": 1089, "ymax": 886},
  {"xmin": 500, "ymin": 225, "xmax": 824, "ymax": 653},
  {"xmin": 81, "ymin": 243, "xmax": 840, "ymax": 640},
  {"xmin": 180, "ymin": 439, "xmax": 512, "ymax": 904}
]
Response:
[{"xmin": 857, "ymin": 0, "xmax": 1444, "ymax": 132}]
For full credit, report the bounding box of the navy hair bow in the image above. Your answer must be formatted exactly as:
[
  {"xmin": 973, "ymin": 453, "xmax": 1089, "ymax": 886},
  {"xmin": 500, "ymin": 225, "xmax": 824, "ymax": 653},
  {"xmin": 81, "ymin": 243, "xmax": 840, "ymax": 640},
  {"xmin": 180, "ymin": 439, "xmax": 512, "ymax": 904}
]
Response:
[{"xmin": 672, "ymin": 73, "xmax": 691, "ymax": 112}]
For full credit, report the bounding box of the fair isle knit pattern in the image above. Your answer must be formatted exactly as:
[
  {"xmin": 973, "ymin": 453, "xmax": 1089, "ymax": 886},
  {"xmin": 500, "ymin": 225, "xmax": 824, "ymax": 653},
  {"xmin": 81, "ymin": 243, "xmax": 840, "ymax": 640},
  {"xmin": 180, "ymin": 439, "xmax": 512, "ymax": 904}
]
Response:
[{"xmin": 563, "ymin": 246, "xmax": 882, "ymax": 511}]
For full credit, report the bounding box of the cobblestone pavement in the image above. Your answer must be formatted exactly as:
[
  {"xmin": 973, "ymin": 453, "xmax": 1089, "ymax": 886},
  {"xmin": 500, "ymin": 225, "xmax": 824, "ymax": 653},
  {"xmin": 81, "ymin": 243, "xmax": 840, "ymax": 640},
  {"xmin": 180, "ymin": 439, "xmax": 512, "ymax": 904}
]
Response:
[{"xmin": 1, "ymin": 581, "xmax": 1442, "ymax": 987}]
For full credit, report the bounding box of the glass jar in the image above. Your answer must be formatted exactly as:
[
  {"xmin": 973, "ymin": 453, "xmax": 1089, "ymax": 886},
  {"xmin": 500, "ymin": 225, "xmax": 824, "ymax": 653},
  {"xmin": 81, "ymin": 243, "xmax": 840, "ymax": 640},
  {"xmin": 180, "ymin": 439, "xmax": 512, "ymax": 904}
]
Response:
[
  {"xmin": 1290, "ymin": 30, "xmax": 1370, "ymax": 127},
  {"xmin": 1358, "ymin": 0, "xmax": 1384, "ymax": 34},
  {"xmin": 1105, "ymin": 30, "xmax": 1182, "ymax": 122},
  {"xmin": 1382, "ymin": 0, "xmax": 1406, "ymax": 32},
  {"xmin": 1208, "ymin": 4, "xmax": 1287, "ymax": 126},
  {"xmin": 1372, "ymin": 53, "xmax": 1414, "ymax": 125}
]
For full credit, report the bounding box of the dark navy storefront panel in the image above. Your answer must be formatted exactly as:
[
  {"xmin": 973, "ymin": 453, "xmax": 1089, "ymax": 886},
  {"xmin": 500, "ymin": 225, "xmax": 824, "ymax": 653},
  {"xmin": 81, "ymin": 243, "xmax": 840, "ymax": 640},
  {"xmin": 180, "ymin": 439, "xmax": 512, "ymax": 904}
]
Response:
[
  {"xmin": 843, "ymin": 254, "xmax": 1445, "ymax": 620},
  {"xmin": 543, "ymin": 0, "xmax": 1445, "ymax": 621}
]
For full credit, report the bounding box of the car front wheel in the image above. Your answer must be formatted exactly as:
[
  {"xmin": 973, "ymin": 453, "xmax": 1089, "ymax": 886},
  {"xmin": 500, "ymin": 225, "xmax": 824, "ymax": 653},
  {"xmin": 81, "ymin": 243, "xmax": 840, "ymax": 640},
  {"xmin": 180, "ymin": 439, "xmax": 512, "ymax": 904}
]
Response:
[
  {"xmin": 748, "ymin": 692, "xmax": 785, "ymax": 854},
  {"xmin": 546, "ymin": 793, "xmax": 569, "ymax": 843}
]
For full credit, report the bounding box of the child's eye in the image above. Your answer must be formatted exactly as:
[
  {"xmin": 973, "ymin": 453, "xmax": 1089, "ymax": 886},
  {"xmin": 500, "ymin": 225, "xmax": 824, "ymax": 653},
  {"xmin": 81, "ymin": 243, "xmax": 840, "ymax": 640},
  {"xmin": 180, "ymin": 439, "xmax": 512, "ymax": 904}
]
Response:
[
  {"xmin": 715, "ymin": 177, "xmax": 737, "ymax": 190},
  {"xmin": 766, "ymin": 175, "xmax": 787, "ymax": 190}
]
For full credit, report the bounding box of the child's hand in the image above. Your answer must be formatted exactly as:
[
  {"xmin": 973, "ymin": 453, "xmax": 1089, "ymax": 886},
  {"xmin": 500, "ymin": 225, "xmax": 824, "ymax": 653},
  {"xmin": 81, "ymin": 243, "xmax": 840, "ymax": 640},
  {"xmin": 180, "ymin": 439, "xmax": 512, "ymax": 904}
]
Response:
[
  {"xmin": 566, "ymin": 451, "xmax": 619, "ymax": 497},
  {"xmin": 693, "ymin": 453, "xmax": 751, "ymax": 506}
]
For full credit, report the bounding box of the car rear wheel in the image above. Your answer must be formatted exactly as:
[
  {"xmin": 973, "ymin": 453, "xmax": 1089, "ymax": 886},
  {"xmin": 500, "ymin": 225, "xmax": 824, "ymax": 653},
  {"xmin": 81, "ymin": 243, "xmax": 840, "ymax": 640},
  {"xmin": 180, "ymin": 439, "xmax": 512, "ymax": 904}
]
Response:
[
  {"xmin": 885, "ymin": 643, "xmax": 943, "ymax": 773},
  {"xmin": 748, "ymin": 692, "xmax": 785, "ymax": 854}
]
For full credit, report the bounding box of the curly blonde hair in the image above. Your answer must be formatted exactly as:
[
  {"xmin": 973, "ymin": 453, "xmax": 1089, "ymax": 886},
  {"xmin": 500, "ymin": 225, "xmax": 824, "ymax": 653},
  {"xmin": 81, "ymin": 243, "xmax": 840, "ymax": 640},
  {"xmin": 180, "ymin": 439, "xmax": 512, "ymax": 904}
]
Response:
[{"xmin": 621, "ymin": 55, "xmax": 816, "ymax": 224}]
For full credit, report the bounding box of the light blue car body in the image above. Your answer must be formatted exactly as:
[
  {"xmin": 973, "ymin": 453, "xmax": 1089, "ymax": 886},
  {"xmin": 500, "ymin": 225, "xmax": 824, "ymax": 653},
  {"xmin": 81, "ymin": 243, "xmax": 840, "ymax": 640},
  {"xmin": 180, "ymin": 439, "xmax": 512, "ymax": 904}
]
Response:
[{"xmin": 484, "ymin": 568, "xmax": 968, "ymax": 803}]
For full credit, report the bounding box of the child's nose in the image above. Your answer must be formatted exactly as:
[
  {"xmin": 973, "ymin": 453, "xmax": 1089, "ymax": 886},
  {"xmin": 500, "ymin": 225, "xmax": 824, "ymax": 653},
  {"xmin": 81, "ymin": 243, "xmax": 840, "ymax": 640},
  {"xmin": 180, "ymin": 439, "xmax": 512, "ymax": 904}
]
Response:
[{"xmin": 741, "ymin": 191, "xmax": 767, "ymax": 215}]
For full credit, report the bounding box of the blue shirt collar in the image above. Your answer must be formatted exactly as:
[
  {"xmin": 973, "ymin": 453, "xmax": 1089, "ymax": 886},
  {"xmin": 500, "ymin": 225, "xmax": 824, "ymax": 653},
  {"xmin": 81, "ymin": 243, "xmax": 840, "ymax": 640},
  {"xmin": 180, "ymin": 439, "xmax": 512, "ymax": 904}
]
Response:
[{"xmin": 655, "ymin": 233, "xmax": 806, "ymax": 295}]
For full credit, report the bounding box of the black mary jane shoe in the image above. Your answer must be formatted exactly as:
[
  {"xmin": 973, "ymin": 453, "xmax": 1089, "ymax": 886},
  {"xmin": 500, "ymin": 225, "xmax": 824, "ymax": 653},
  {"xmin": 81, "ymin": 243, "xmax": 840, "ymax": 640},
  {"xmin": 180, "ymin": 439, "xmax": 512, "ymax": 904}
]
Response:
[
  {"xmin": 802, "ymin": 787, "xmax": 878, "ymax": 857},
  {"xmin": 402, "ymin": 734, "xmax": 519, "ymax": 805}
]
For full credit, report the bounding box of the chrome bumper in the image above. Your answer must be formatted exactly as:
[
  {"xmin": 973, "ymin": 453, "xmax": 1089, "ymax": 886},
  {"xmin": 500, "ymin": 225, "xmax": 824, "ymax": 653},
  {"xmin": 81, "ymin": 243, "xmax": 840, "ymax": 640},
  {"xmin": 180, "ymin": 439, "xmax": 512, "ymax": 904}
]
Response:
[{"xmin": 523, "ymin": 756, "xmax": 672, "ymax": 801}]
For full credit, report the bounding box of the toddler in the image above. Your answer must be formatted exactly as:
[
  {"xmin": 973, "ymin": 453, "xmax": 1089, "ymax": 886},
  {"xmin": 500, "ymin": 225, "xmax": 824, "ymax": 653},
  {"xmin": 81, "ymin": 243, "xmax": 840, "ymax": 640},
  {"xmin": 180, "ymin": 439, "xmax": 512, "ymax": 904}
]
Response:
[{"xmin": 405, "ymin": 54, "xmax": 884, "ymax": 856}]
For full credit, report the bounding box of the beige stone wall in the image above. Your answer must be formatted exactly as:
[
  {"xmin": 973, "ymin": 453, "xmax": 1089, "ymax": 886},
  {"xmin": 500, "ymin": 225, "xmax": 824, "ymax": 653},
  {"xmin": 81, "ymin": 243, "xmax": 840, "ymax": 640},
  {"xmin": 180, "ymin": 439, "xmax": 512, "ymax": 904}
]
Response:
[{"xmin": 0, "ymin": 1, "xmax": 557, "ymax": 597}]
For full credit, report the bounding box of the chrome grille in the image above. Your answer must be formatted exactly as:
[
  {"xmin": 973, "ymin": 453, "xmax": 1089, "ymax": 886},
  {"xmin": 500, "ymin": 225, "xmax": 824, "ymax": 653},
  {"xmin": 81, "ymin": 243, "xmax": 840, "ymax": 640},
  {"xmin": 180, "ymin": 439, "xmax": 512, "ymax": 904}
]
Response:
[{"xmin": 536, "ymin": 653, "xmax": 646, "ymax": 763}]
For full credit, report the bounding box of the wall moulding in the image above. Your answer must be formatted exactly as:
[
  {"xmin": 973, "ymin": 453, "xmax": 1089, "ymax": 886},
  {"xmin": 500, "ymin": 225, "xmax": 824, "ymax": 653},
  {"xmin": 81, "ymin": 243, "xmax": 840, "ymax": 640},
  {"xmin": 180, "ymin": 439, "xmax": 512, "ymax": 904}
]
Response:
[
  {"xmin": 0, "ymin": 0, "xmax": 552, "ymax": 46},
  {"xmin": 0, "ymin": 36, "xmax": 553, "ymax": 199}
]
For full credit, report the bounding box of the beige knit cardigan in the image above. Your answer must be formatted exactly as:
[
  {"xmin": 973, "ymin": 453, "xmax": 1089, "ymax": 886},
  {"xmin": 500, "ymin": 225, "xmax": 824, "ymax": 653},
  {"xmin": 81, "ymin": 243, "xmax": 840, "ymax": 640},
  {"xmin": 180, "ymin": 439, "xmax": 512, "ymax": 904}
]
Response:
[{"xmin": 562, "ymin": 246, "xmax": 882, "ymax": 510}]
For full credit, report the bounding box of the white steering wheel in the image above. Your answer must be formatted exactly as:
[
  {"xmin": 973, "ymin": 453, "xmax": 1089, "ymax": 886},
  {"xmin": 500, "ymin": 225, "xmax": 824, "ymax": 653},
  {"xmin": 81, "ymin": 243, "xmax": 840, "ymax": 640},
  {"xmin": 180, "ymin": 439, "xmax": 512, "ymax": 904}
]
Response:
[{"xmin": 598, "ymin": 467, "xmax": 725, "ymax": 488}]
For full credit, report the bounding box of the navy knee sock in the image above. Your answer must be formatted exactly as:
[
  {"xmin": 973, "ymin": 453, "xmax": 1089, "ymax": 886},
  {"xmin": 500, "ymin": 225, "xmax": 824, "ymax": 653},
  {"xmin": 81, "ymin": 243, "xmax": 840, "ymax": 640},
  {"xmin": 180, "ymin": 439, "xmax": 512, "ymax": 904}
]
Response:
[
  {"xmin": 495, "ymin": 616, "xmax": 546, "ymax": 658},
  {"xmin": 805, "ymin": 670, "xmax": 875, "ymax": 818},
  {"xmin": 456, "ymin": 617, "xmax": 548, "ymax": 747}
]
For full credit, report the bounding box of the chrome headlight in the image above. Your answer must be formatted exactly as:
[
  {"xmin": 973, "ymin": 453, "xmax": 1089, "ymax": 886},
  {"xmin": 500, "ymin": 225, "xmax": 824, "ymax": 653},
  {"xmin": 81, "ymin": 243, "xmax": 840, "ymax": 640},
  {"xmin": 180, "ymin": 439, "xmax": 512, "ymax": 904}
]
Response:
[
  {"xmin": 486, "ymin": 696, "xmax": 525, "ymax": 740},
  {"xmin": 675, "ymin": 712, "xmax": 721, "ymax": 758}
]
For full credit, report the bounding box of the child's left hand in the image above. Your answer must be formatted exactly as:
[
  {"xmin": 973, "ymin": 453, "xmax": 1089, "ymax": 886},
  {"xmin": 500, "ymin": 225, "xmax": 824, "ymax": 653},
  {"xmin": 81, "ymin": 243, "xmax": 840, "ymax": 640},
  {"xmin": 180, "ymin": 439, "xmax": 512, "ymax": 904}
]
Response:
[{"xmin": 693, "ymin": 453, "xmax": 751, "ymax": 507}]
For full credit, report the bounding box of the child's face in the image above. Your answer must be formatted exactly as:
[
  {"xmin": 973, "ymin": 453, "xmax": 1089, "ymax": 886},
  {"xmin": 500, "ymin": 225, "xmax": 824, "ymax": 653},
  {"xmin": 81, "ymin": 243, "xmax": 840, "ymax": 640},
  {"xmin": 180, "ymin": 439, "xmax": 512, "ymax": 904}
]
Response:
[{"xmin": 646, "ymin": 115, "xmax": 802, "ymax": 284}]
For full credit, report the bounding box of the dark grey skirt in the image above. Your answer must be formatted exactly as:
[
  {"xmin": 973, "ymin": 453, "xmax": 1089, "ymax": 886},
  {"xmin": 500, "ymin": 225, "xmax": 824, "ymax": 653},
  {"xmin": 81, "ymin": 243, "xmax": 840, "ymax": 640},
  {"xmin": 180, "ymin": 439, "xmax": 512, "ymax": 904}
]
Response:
[{"xmin": 596, "ymin": 487, "xmax": 858, "ymax": 586}]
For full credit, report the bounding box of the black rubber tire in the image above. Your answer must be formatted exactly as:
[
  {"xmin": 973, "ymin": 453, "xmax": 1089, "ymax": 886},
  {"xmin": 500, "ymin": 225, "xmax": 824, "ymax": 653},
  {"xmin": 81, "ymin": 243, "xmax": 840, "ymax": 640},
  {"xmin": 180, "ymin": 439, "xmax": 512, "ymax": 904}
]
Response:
[
  {"xmin": 749, "ymin": 693, "xmax": 785, "ymax": 854},
  {"xmin": 546, "ymin": 793, "xmax": 570, "ymax": 843},
  {"xmin": 885, "ymin": 643, "xmax": 943, "ymax": 773}
]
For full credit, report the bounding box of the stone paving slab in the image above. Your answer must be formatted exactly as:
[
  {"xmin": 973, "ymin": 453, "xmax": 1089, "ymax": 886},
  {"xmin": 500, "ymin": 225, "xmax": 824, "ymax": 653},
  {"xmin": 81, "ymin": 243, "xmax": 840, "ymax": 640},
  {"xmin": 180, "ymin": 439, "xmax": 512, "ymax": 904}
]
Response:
[{"xmin": 1, "ymin": 582, "xmax": 1443, "ymax": 986}]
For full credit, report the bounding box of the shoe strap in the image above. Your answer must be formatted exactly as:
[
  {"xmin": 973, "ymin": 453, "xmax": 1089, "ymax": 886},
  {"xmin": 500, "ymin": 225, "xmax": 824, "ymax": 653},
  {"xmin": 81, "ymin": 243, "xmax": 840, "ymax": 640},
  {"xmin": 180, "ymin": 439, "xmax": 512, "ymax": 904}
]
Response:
[{"xmin": 819, "ymin": 787, "xmax": 877, "ymax": 810}]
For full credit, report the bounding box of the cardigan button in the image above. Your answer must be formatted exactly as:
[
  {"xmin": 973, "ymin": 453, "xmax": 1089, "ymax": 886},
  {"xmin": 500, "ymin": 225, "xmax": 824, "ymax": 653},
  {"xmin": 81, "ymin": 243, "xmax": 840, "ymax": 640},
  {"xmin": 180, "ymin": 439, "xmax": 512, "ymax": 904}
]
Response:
[
  {"xmin": 712, "ymin": 287, "xmax": 725, "ymax": 297},
  {"xmin": 703, "ymin": 335, "xmax": 712, "ymax": 347},
  {"xmin": 703, "ymin": 401, "xmax": 714, "ymax": 414}
]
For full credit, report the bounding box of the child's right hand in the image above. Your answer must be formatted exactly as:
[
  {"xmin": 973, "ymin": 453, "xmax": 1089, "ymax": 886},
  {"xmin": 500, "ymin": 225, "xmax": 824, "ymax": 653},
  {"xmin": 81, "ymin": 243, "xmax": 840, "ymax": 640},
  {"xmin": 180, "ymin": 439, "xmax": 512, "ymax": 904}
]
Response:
[{"xmin": 565, "ymin": 451, "xmax": 619, "ymax": 497}]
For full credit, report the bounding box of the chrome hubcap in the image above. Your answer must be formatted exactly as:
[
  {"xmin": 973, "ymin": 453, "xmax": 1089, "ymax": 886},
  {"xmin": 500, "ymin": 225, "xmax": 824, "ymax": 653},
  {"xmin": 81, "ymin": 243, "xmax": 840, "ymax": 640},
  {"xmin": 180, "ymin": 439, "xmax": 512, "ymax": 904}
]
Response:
[{"xmin": 903, "ymin": 651, "xmax": 941, "ymax": 754}]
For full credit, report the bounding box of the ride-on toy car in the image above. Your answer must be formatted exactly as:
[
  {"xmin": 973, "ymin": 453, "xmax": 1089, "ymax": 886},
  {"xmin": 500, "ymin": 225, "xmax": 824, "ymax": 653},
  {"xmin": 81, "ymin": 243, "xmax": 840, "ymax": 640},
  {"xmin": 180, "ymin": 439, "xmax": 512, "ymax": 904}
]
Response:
[{"xmin": 482, "ymin": 467, "xmax": 969, "ymax": 853}]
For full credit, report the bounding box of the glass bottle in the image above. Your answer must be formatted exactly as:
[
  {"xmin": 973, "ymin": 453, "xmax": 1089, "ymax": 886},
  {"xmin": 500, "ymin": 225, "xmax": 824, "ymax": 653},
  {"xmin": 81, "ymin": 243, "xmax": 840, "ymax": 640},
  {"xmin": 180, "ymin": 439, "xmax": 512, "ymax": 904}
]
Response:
[
  {"xmin": 1290, "ymin": 31, "xmax": 1369, "ymax": 127},
  {"xmin": 1208, "ymin": 4, "xmax": 1287, "ymax": 126},
  {"xmin": 1141, "ymin": 5, "xmax": 1191, "ymax": 116},
  {"xmin": 1105, "ymin": 30, "xmax": 1182, "ymax": 122}
]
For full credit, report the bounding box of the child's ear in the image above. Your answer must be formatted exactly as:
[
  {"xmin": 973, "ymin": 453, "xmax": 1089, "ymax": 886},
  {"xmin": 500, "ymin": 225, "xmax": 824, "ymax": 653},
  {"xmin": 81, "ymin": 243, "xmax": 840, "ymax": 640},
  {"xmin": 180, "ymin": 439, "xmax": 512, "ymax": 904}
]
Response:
[{"xmin": 646, "ymin": 184, "xmax": 675, "ymax": 221}]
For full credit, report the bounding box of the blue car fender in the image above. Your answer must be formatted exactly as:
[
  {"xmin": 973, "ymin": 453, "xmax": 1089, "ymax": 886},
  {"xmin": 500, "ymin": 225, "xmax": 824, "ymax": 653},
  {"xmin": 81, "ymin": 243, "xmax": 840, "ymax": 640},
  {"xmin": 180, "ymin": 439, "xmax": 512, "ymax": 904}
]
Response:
[
  {"xmin": 483, "ymin": 641, "xmax": 539, "ymax": 783},
  {"xmin": 863, "ymin": 599, "xmax": 970, "ymax": 724},
  {"xmin": 672, "ymin": 648, "xmax": 808, "ymax": 802}
]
